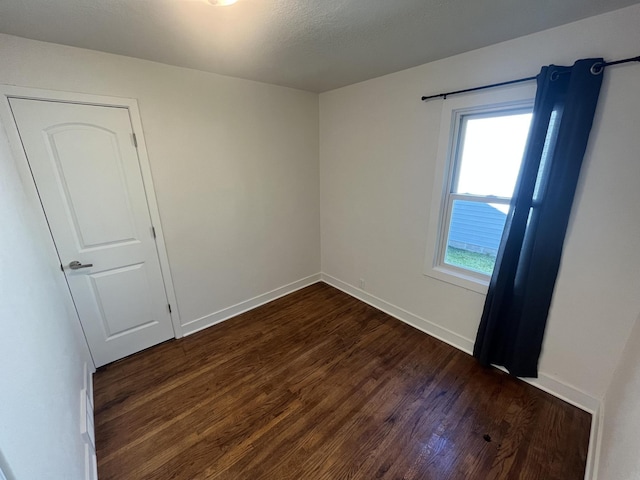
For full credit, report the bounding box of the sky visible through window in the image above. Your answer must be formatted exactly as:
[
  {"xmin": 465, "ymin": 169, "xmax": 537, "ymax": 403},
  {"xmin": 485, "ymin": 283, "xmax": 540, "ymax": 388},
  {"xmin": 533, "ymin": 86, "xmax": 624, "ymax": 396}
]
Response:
[{"xmin": 455, "ymin": 112, "xmax": 532, "ymax": 212}]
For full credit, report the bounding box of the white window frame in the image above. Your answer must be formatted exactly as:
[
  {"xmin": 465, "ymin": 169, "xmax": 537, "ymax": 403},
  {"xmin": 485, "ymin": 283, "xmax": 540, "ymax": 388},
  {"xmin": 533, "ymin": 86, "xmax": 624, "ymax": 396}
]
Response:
[{"xmin": 423, "ymin": 82, "xmax": 536, "ymax": 294}]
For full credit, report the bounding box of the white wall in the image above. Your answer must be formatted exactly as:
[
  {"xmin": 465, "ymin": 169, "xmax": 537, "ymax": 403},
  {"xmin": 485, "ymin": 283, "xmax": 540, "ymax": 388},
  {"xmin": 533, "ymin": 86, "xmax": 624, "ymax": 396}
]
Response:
[
  {"xmin": 1, "ymin": 5, "xmax": 637, "ymax": 476},
  {"xmin": 0, "ymin": 34, "xmax": 320, "ymax": 333},
  {"xmin": 320, "ymin": 4, "xmax": 640, "ymax": 404},
  {"xmin": 0, "ymin": 120, "xmax": 92, "ymax": 478},
  {"xmin": 597, "ymin": 313, "xmax": 640, "ymax": 479}
]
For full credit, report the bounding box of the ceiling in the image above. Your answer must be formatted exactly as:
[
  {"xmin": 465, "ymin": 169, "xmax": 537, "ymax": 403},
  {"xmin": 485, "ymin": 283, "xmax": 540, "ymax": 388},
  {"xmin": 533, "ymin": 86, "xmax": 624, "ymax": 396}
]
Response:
[{"xmin": 1, "ymin": 0, "xmax": 638, "ymax": 92}]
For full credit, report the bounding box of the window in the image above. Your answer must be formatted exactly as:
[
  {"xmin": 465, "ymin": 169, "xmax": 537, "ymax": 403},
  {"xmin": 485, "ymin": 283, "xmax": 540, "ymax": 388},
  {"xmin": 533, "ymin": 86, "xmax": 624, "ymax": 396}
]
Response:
[{"xmin": 424, "ymin": 84, "xmax": 535, "ymax": 293}]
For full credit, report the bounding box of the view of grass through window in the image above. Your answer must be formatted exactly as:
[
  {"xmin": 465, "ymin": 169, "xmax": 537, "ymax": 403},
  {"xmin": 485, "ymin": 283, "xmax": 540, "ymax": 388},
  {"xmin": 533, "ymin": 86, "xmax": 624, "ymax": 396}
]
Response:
[
  {"xmin": 445, "ymin": 246, "xmax": 496, "ymax": 275},
  {"xmin": 443, "ymin": 111, "xmax": 532, "ymax": 276}
]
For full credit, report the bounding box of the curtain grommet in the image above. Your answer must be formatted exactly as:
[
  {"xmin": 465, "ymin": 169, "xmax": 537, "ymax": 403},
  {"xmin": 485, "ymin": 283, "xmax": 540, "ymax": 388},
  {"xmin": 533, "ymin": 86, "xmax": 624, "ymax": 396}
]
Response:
[
  {"xmin": 590, "ymin": 62, "xmax": 604, "ymax": 75},
  {"xmin": 550, "ymin": 70, "xmax": 560, "ymax": 81}
]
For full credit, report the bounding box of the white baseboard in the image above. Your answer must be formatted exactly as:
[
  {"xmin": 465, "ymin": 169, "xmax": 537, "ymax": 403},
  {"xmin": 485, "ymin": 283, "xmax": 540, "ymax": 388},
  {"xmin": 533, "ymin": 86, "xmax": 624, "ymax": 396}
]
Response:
[
  {"xmin": 585, "ymin": 400, "xmax": 605, "ymax": 480},
  {"xmin": 181, "ymin": 274, "xmax": 322, "ymax": 336},
  {"xmin": 321, "ymin": 273, "xmax": 475, "ymax": 353},
  {"xmin": 84, "ymin": 443, "xmax": 98, "ymax": 480},
  {"xmin": 81, "ymin": 362, "xmax": 97, "ymax": 480},
  {"xmin": 321, "ymin": 273, "xmax": 599, "ymax": 414},
  {"xmin": 519, "ymin": 371, "xmax": 599, "ymax": 414}
]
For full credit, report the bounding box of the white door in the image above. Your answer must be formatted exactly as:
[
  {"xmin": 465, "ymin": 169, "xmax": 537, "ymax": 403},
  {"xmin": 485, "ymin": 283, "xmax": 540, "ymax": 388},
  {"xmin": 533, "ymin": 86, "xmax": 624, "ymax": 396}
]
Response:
[{"xmin": 10, "ymin": 98, "xmax": 175, "ymax": 367}]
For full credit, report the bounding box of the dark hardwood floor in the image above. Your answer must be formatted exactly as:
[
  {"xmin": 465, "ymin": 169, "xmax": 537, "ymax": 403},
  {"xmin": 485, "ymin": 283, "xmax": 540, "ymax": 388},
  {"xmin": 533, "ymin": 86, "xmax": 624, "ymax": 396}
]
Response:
[{"xmin": 94, "ymin": 282, "xmax": 591, "ymax": 479}]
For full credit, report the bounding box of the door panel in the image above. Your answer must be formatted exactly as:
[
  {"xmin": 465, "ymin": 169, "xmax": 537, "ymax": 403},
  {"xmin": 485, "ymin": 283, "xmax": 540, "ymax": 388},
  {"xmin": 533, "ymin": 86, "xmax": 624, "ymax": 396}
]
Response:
[
  {"xmin": 10, "ymin": 98, "xmax": 174, "ymax": 366},
  {"xmin": 88, "ymin": 263, "xmax": 155, "ymax": 338},
  {"xmin": 45, "ymin": 124, "xmax": 138, "ymax": 249}
]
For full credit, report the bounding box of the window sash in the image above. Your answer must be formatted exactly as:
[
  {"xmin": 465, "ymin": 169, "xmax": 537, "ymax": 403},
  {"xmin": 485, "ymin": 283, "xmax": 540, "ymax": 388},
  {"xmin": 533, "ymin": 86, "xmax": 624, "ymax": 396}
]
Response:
[{"xmin": 437, "ymin": 193, "xmax": 511, "ymax": 279}]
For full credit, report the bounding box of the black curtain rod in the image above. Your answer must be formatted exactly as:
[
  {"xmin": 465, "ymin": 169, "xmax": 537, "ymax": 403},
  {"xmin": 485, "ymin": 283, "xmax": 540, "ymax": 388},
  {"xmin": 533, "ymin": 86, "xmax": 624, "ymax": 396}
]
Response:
[{"xmin": 421, "ymin": 55, "xmax": 640, "ymax": 101}]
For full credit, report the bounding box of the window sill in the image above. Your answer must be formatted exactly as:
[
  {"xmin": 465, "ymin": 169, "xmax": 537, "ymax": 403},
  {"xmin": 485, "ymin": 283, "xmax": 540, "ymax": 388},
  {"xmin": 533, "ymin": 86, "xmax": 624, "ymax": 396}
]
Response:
[{"xmin": 424, "ymin": 265, "xmax": 489, "ymax": 295}]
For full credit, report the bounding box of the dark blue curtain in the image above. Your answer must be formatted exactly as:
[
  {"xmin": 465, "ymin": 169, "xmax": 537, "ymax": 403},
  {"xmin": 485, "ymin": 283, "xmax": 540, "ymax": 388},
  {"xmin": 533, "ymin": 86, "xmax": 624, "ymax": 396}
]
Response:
[{"xmin": 473, "ymin": 59, "xmax": 604, "ymax": 377}]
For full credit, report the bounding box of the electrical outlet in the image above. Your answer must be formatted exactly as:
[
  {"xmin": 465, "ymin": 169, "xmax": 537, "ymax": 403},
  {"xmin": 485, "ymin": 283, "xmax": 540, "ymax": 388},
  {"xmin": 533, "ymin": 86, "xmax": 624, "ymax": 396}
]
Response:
[{"xmin": 359, "ymin": 278, "xmax": 366, "ymax": 290}]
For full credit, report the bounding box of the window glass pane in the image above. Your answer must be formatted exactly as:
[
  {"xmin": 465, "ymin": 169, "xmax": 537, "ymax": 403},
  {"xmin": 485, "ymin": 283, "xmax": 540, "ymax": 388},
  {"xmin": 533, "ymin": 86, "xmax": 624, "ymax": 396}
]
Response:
[
  {"xmin": 533, "ymin": 108, "xmax": 561, "ymax": 202},
  {"xmin": 454, "ymin": 112, "xmax": 532, "ymax": 198},
  {"xmin": 444, "ymin": 200, "xmax": 507, "ymax": 275}
]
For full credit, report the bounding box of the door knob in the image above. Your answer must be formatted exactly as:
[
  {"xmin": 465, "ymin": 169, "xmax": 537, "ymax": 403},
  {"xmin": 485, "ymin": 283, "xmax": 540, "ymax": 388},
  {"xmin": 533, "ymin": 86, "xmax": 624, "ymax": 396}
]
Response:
[{"xmin": 69, "ymin": 260, "xmax": 94, "ymax": 270}]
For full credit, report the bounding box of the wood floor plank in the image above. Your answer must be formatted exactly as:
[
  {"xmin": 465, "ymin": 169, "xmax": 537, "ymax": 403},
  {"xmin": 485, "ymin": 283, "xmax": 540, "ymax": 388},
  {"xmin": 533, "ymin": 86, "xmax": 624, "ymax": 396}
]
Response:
[{"xmin": 94, "ymin": 283, "xmax": 591, "ymax": 479}]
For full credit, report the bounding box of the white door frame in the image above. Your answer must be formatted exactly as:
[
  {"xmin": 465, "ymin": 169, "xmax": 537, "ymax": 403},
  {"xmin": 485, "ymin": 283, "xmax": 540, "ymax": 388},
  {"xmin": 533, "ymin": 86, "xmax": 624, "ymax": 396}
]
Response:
[{"xmin": 0, "ymin": 85, "xmax": 184, "ymax": 361}]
